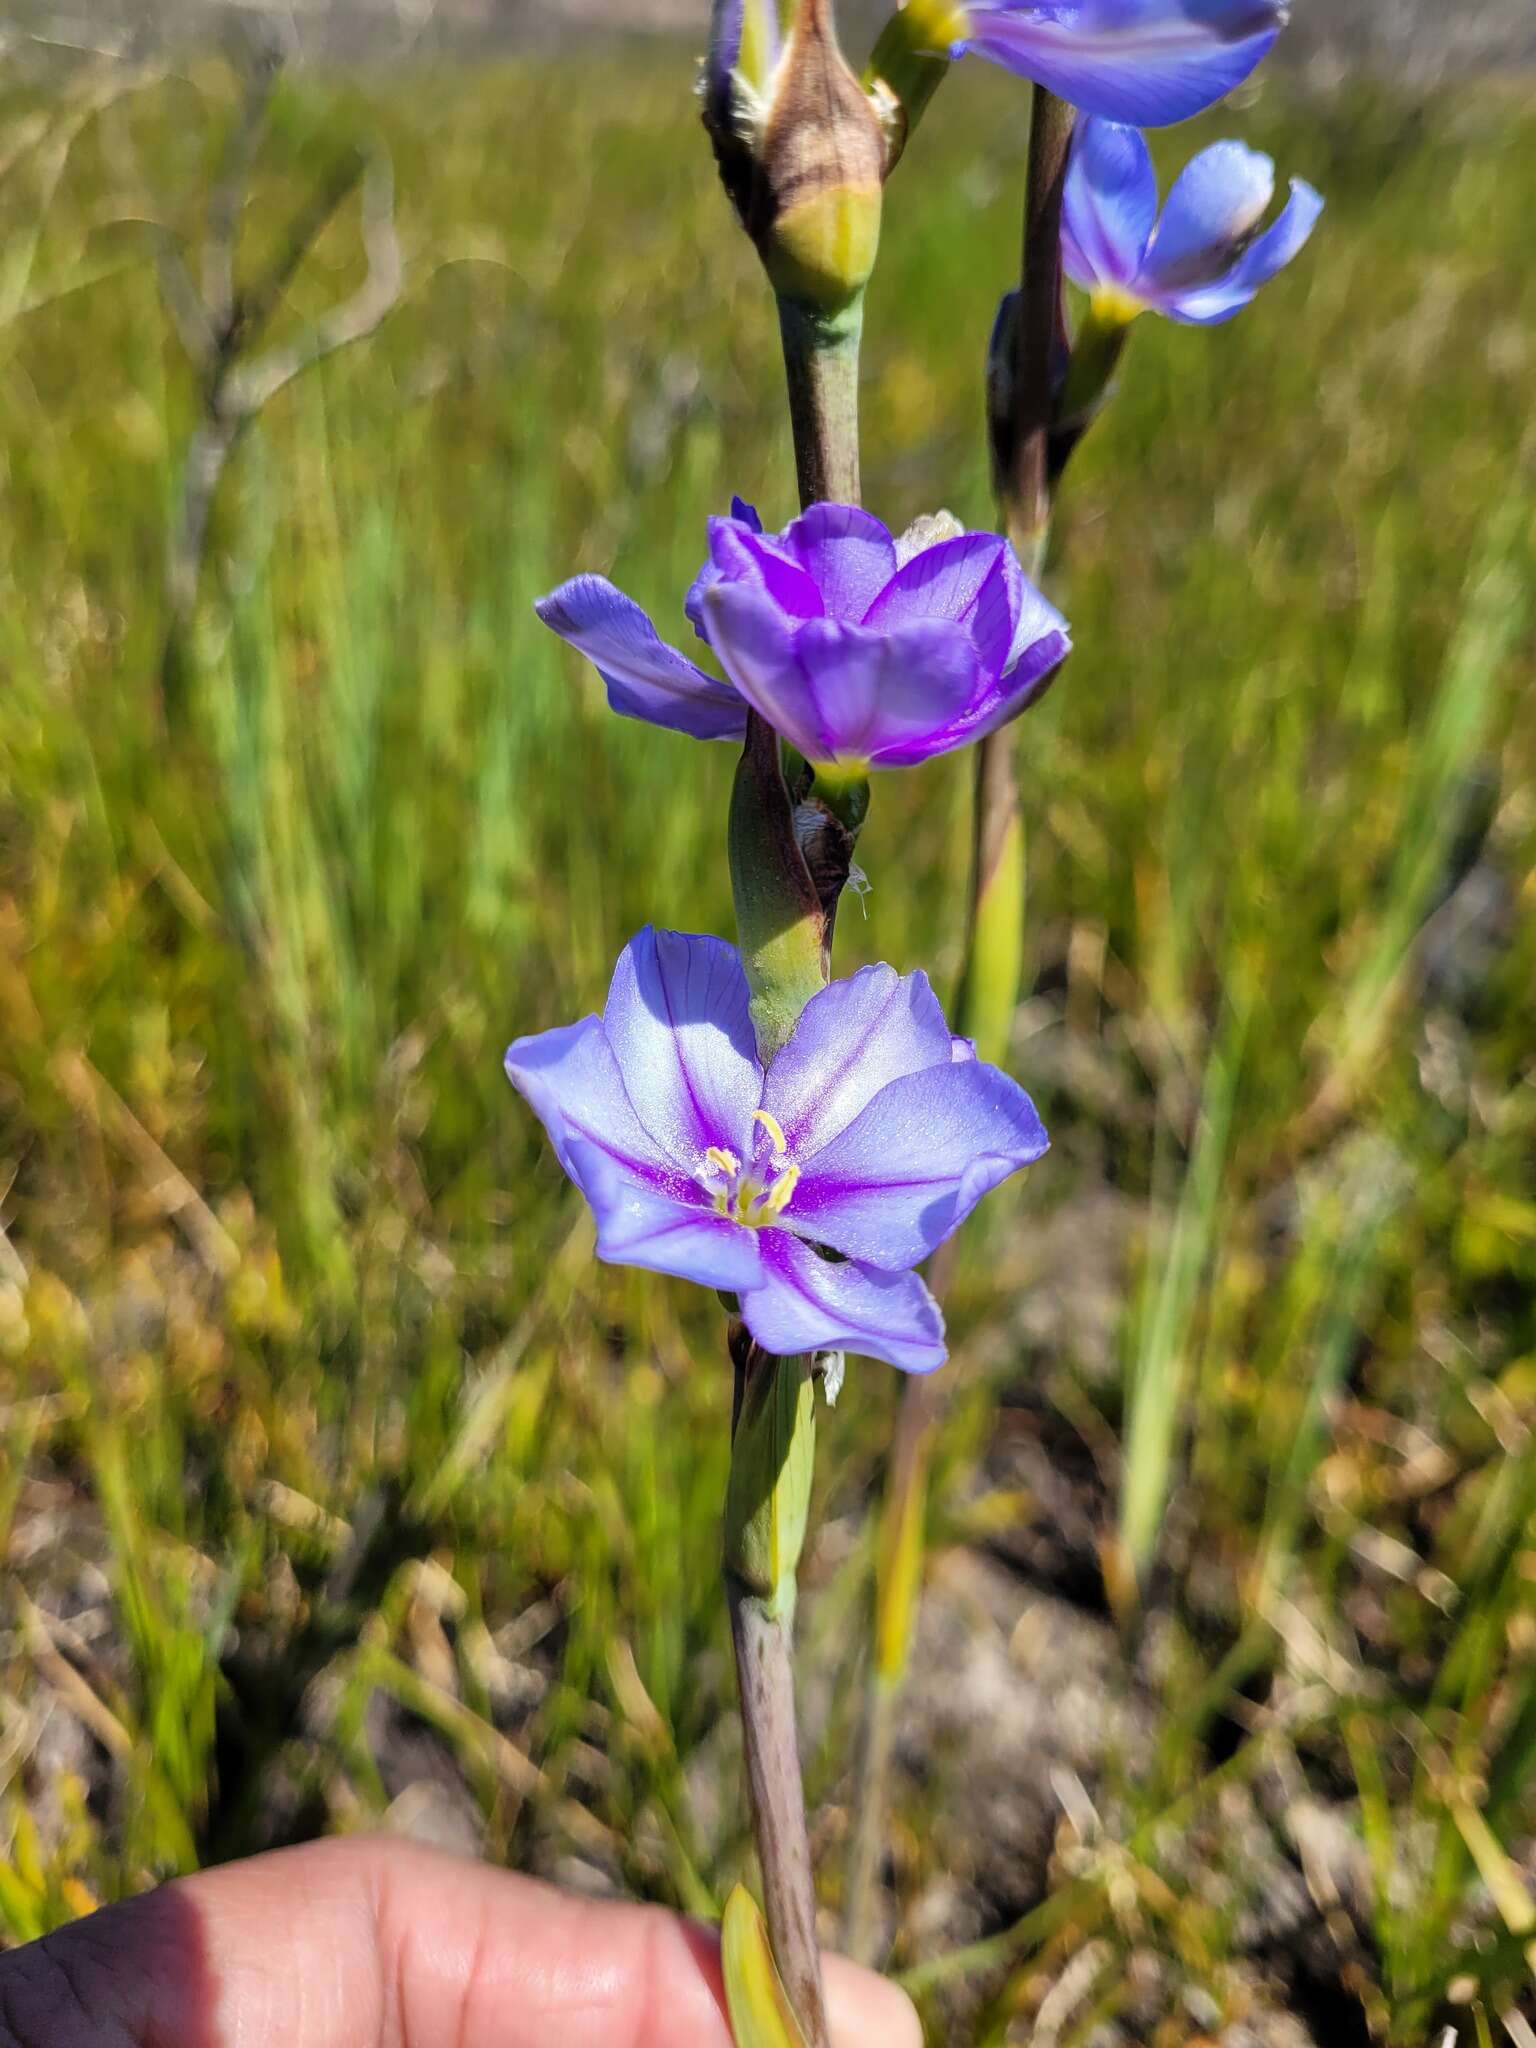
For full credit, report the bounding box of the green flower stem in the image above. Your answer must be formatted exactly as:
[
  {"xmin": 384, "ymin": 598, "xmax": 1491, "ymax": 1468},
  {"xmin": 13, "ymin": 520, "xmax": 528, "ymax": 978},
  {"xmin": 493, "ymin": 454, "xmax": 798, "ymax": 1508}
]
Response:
[
  {"xmin": 721, "ymin": 287, "xmax": 866, "ymax": 2048},
  {"xmin": 844, "ymin": 89, "xmax": 1073, "ymax": 1967},
  {"xmin": 777, "ymin": 295, "xmax": 863, "ymax": 508},
  {"xmin": 1053, "ymin": 298, "xmax": 1134, "ymax": 481},
  {"xmin": 953, "ymin": 719, "xmax": 1029, "ymax": 1071}
]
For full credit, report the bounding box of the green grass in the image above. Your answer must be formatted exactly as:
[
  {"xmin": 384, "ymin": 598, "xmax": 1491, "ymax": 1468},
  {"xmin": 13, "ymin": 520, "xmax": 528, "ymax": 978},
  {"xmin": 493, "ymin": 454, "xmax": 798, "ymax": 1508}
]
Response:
[{"xmin": 1, "ymin": 42, "xmax": 1534, "ymax": 2045}]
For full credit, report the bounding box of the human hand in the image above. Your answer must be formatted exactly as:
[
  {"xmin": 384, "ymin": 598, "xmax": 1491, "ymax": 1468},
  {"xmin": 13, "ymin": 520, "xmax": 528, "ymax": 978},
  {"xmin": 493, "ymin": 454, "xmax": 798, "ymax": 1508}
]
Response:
[{"xmin": 0, "ymin": 1835, "xmax": 921, "ymax": 2047}]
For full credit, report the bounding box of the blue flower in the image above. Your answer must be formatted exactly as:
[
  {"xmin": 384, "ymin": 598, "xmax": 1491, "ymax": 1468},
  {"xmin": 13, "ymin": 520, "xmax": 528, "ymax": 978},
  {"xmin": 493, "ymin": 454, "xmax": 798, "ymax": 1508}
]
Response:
[
  {"xmin": 506, "ymin": 928, "xmax": 1048, "ymax": 1374},
  {"xmin": 1062, "ymin": 115, "xmax": 1322, "ymax": 326},
  {"xmin": 536, "ymin": 503, "xmax": 1070, "ymax": 772},
  {"xmin": 941, "ymin": 0, "xmax": 1289, "ymax": 127}
]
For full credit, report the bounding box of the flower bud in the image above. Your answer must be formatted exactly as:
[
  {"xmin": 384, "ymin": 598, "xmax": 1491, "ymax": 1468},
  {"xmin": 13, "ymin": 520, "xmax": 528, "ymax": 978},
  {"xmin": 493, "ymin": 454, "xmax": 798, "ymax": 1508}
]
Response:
[{"xmin": 705, "ymin": 0, "xmax": 887, "ymax": 313}]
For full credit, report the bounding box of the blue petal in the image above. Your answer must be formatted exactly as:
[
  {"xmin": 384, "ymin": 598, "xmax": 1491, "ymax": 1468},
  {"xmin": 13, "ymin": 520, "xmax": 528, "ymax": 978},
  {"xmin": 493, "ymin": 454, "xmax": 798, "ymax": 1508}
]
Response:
[
  {"xmin": 780, "ymin": 503, "xmax": 899, "ymax": 623},
  {"xmin": 761, "ymin": 964, "xmax": 955, "ymax": 1159},
  {"xmin": 862, "ymin": 531, "xmax": 1020, "ymax": 681},
  {"xmin": 743, "ymin": 1231, "xmax": 948, "ymax": 1374},
  {"xmin": 1004, "ymin": 576, "xmax": 1072, "ymax": 682},
  {"xmin": 1062, "ymin": 118, "xmax": 1159, "ymax": 292},
  {"xmin": 602, "ymin": 927, "xmax": 764, "ymax": 1173},
  {"xmin": 1139, "ymin": 137, "xmax": 1274, "ymax": 293},
  {"xmin": 1234, "ymin": 176, "xmax": 1323, "ymax": 287},
  {"xmin": 708, "ymin": 518, "xmax": 825, "ymax": 620},
  {"xmin": 505, "ymin": 1014, "xmax": 693, "ymax": 1200},
  {"xmin": 1159, "ymin": 174, "xmax": 1322, "ymax": 323},
  {"xmin": 703, "ymin": 583, "xmax": 981, "ymax": 769},
  {"xmin": 906, "ymin": 584, "xmax": 1070, "ymax": 754},
  {"xmin": 792, "ymin": 1059, "xmax": 1049, "ymax": 1270},
  {"xmin": 956, "ymin": 0, "xmax": 1287, "ymax": 127},
  {"xmin": 934, "ymin": 640, "xmax": 1069, "ymax": 749},
  {"xmin": 685, "ymin": 501, "xmax": 766, "ymax": 642},
  {"xmin": 570, "ymin": 1138, "xmax": 766, "ymax": 1292},
  {"xmin": 536, "ymin": 577, "xmax": 746, "ymax": 742}
]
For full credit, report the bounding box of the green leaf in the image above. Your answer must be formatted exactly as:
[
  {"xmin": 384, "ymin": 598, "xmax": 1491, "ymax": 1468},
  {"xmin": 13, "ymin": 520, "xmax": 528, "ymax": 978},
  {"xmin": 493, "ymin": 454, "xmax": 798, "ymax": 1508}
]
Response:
[{"xmin": 722, "ymin": 1885, "xmax": 811, "ymax": 2048}]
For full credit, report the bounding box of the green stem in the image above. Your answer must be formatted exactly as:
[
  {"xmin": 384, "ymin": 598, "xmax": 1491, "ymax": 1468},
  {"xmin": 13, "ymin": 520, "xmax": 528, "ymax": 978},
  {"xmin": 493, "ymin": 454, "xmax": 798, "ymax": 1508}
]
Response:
[
  {"xmin": 952, "ymin": 721, "xmax": 1028, "ymax": 1071},
  {"xmin": 843, "ymin": 89, "xmax": 1072, "ymax": 1966},
  {"xmin": 777, "ymin": 296, "xmax": 863, "ymax": 507},
  {"xmin": 1053, "ymin": 298, "xmax": 1133, "ymax": 481}
]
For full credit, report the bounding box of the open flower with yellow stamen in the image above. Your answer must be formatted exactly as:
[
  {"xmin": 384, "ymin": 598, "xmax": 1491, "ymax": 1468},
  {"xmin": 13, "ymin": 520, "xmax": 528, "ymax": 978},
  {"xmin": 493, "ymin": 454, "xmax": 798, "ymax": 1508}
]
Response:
[
  {"xmin": 505, "ymin": 927, "xmax": 1048, "ymax": 1375},
  {"xmin": 1062, "ymin": 115, "xmax": 1322, "ymax": 328}
]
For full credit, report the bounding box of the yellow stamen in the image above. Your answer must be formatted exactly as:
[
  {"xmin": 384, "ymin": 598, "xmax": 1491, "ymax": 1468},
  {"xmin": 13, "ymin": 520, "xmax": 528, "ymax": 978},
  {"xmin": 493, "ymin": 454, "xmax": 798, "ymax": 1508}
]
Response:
[
  {"xmin": 706, "ymin": 1145, "xmax": 741, "ymax": 1178},
  {"xmin": 752, "ymin": 1109, "xmax": 789, "ymax": 1158},
  {"xmin": 1089, "ymin": 283, "xmax": 1147, "ymax": 329},
  {"xmin": 758, "ymin": 1164, "xmax": 800, "ymax": 1220}
]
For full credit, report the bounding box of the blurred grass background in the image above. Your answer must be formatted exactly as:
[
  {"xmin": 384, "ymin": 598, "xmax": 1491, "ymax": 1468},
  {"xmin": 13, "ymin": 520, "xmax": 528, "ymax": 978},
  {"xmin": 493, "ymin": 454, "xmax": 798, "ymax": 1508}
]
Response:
[{"xmin": 0, "ymin": 38, "xmax": 1534, "ymax": 2046}]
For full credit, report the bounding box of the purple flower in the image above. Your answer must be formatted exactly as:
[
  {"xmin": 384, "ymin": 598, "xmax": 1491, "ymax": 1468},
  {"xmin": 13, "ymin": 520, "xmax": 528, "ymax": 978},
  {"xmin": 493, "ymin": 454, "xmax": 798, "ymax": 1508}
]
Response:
[
  {"xmin": 945, "ymin": 0, "xmax": 1289, "ymax": 126},
  {"xmin": 1062, "ymin": 116, "xmax": 1322, "ymax": 325},
  {"xmin": 535, "ymin": 503, "xmax": 1070, "ymax": 772},
  {"xmin": 505, "ymin": 927, "xmax": 1048, "ymax": 1374}
]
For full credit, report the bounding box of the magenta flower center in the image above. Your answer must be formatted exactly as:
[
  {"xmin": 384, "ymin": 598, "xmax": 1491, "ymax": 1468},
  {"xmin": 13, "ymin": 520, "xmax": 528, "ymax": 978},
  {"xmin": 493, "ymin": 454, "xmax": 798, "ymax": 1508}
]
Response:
[{"xmin": 701, "ymin": 1110, "xmax": 801, "ymax": 1230}]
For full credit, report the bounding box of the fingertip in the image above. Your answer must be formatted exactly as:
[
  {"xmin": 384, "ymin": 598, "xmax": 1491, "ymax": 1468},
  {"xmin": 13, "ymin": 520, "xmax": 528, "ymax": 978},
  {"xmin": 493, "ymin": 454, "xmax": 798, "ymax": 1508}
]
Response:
[{"xmin": 825, "ymin": 1952, "xmax": 924, "ymax": 2048}]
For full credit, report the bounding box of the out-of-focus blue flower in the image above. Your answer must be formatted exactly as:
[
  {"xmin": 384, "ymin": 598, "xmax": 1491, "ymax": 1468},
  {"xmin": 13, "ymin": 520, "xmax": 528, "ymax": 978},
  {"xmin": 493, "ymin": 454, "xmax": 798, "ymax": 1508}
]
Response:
[
  {"xmin": 1061, "ymin": 115, "xmax": 1322, "ymax": 325},
  {"xmin": 936, "ymin": 0, "xmax": 1288, "ymax": 126},
  {"xmin": 506, "ymin": 928, "xmax": 1048, "ymax": 1374},
  {"xmin": 536, "ymin": 503, "xmax": 1070, "ymax": 772}
]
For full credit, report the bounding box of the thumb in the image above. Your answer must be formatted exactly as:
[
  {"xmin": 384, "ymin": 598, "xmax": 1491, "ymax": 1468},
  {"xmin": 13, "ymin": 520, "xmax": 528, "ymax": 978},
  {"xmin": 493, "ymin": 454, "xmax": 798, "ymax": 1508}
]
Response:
[{"xmin": 0, "ymin": 1835, "xmax": 923, "ymax": 2048}]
